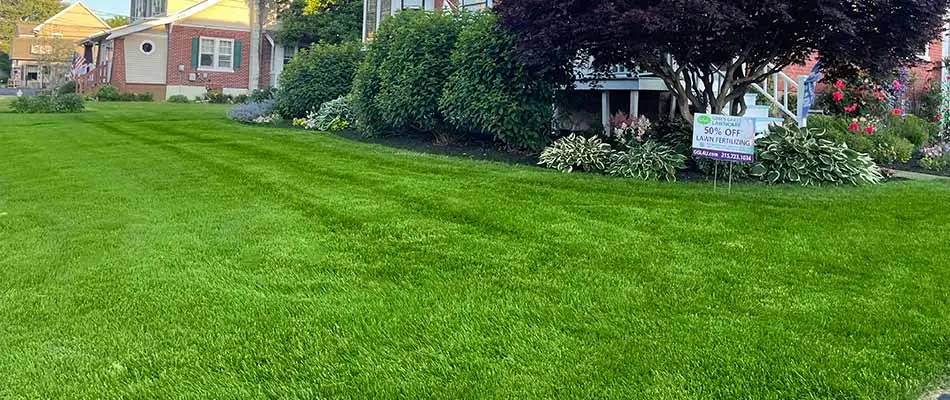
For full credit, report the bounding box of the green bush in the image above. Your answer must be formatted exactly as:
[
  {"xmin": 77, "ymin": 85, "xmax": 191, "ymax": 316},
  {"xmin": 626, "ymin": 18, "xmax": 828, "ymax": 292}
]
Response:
[
  {"xmin": 51, "ymin": 94, "xmax": 85, "ymax": 113},
  {"xmin": 134, "ymin": 92, "xmax": 154, "ymax": 102},
  {"xmin": 350, "ymin": 26, "xmax": 391, "ymax": 136},
  {"xmin": 607, "ymin": 140, "xmax": 686, "ymax": 181},
  {"xmin": 374, "ymin": 10, "xmax": 461, "ymax": 134},
  {"xmin": 276, "ymin": 42, "xmax": 362, "ymax": 119},
  {"xmin": 750, "ymin": 125, "xmax": 882, "ymax": 185},
  {"xmin": 250, "ymin": 87, "xmax": 277, "ymax": 102},
  {"xmin": 810, "ymin": 115, "xmax": 914, "ymax": 164},
  {"xmin": 96, "ymin": 85, "xmax": 120, "ymax": 101},
  {"xmin": 10, "ymin": 94, "xmax": 84, "ymax": 113},
  {"xmin": 538, "ymin": 134, "xmax": 613, "ymax": 172},
  {"xmin": 648, "ymin": 118, "xmax": 693, "ymax": 156},
  {"xmin": 56, "ymin": 81, "xmax": 77, "ymax": 95},
  {"xmin": 439, "ymin": 12, "xmax": 555, "ymax": 150},
  {"xmin": 167, "ymin": 95, "xmax": 191, "ymax": 103},
  {"xmin": 204, "ymin": 92, "xmax": 233, "ymax": 104},
  {"xmin": 234, "ymin": 94, "xmax": 249, "ymax": 104},
  {"xmin": 10, "ymin": 96, "xmax": 52, "ymax": 113},
  {"xmin": 868, "ymin": 133, "xmax": 914, "ymax": 164},
  {"xmin": 884, "ymin": 115, "xmax": 933, "ymax": 148}
]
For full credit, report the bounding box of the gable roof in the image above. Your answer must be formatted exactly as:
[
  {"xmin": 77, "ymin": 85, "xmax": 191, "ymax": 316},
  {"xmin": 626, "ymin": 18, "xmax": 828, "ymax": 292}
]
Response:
[
  {"xmin": 100, "ymin": 0, "xmax": 222, "ymax": 41},
  {"xmin": 33, "ymin": 2, "xmax": 110, "ymax": 34}
]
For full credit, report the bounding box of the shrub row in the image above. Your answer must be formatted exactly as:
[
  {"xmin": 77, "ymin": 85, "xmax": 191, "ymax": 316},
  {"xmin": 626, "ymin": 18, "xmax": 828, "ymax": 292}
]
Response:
[
  {"xmin": 276, "ymin": 42, "xmax": 362, "ymax": 120},
  {"xmin": 808, "ymin": 114, "xmax": 937, "ymax": 164},
  {"xmin": 96, "ymin": 85, "xmax": 154, "ymax": 102},
  {"xmin": 10, "ymin": 94, "xmax": 84, "ymax": 113},
  {"xmin": 350, "ymin": 11, "xmax": 555, "ymax": 150}
]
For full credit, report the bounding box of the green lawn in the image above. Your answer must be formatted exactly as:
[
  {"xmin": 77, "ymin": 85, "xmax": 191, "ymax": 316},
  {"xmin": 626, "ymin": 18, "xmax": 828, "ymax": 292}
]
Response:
[{"xmin": 2, "ymin": 102, "xmax": 950, "ymax": 399}]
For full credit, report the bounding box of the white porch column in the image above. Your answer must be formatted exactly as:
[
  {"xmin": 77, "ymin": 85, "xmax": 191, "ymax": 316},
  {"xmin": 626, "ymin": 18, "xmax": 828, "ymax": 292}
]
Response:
[
  {"xmin": 601, "ymin": 91, "xmax": 610, "ymax": 135},
  {"xmin": 629, "ymin": 90, "xmax": 640, "ymax": 117}
]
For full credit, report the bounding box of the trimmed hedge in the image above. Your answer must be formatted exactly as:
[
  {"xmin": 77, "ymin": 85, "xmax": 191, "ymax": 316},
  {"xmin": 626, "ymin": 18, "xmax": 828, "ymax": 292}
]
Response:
[
  {"xmin": 373, "ymin": 10, "xmax": 461, "ymax": 134},
  {"xmin": 350, "ymin": 20, "xmax": 392, "ymax": 137},
  {"xmin": 439, "ymin": 12, "xmax": 555, "ymax": 150},
  {"xmin": 276, "ymin": 42, "xmax": 362, "ymax": 119},
  {"xmin": 10, "ymin": 94, "xmax": 84, "ymax": 113}
]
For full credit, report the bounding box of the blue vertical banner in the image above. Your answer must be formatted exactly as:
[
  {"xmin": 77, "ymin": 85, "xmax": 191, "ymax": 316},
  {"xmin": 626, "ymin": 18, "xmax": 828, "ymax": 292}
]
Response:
[{"xmin": 798, "ymin": 59, "xmax": 822, "ymax": 125}]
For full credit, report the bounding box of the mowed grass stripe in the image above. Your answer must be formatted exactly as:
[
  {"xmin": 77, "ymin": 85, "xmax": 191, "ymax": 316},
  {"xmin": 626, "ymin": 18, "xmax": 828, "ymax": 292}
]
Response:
[{"xmin": 0, "ymin": 102, "xmax": 949, "ymax": 398}]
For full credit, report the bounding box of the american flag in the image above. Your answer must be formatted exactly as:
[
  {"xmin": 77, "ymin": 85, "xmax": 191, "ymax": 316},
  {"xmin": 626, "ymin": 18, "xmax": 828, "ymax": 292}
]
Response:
[{"xmin": 71, "ymin": 53, "xmax": 88, "ymax": 80}]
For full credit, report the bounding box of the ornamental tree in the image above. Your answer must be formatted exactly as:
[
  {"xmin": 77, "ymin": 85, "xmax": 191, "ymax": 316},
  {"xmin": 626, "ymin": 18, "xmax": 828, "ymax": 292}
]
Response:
[{"xmin": 495, "ymin": 0, "xmax": 950, "ymax": 122}]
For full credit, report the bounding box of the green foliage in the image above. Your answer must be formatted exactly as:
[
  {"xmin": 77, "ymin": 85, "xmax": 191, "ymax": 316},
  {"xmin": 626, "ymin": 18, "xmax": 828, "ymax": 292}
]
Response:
[
  {"xmin": 694, "ymin": 157, "xmax": 753, "ymax": 179},
  {"xmin": 250, "ymin": 87, "xmax": 277, "ymax": 102},
  {"xmin": 350, "ymin": 16, "xmax": 392, "ymax": 136},
  {"xmin": 374, "ymin": 10, "xmax": 461, "ymax": 134},
  {"xmin": 276, "ymin": 0, "xmax": 362, "ymax": 45},
  {"xmin": 885, "ymin": 115, "xmax": 933, "ymax": 147},
  {"xmin": 0, "ymin": 0, "xmax": 65, "ymax": 53},
  {"xmin": 0, "ymin": 50, "xmax": 9, "ymax": 83},
  {"xmin": 204, "ymin": 92, "xmax": 233, "ymax": 104},
  {"xmin": 313, "ymin": 96, "xmax": 351, "ymax": 132},
  {"xmin": 51, "ymin": 93, "xmax": 85, "ymax": 112},
  {"xmin": 167, "ymin": 95, "xmax": 191, "ymax": 103},
  {"xmin": 647, "ymin": 118, "xmax": 693, "ymax": 156},
  {"xmin": 538, "ymin": 134, "xmax": 612, "ymax": 173},
  {"xmin": 810, "ymin": 115, "xmax": 915, "ymax": 164},
  {"xmin": 920, "ymin": 155, "xmax": 949, "ymax": 171},
  {"xmin": 55, "ymin": 81, "xmax": 76, "ymax": 95},
  {"xmin": 439, "ymin": 12, "xmax": 555, "ymax": 150},
  {"xmin": 750, "ymin": 126, "xmax": 882, "ymax": 185},
  {"xmin": 276, "ymin": 41, "xmax": 362, "ymax": 119},
  {"xmin": 10, "ymin": 94, "xmax": 83, "ymax": 113},
  {"xmin": 95, "ymin": 85, "xmax": 120, "ymax": 101},
  {"xmin": 607, "ymin": 140, "xmax": 686, "ymax": 181},
  {"xmin": 919, "ymin": 143, "xmax": 950, "ymax": 171},
  {"xmin": 868, "ymin": 132, "xmax": 914, "ymax": 164},
  {"xmin": 233, "ymin": 94, "xmax": 249, "ymax": 104},
  {"xmin": 103, "ymin": 15, "xmax": 129, "ymax": 27}
]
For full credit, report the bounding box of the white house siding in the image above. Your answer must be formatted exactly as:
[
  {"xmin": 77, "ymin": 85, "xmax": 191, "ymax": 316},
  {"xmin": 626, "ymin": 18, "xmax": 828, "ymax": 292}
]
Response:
[{"xmin": 124, "ymin": 32, "xmax": 167, "ymax": 84}]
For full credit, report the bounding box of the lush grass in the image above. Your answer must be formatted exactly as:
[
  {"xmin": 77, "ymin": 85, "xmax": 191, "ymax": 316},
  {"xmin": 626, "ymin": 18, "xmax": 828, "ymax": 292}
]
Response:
[{"xmin": 1, "ymin": 102, "xmax": 950, "ymax": 399}]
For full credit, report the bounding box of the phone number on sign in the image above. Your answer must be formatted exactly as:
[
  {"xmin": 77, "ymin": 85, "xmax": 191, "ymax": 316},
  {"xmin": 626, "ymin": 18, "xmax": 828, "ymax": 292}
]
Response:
[{"xmin": 692, "ymin": 149, "xmax": 754, "ymax": 163}]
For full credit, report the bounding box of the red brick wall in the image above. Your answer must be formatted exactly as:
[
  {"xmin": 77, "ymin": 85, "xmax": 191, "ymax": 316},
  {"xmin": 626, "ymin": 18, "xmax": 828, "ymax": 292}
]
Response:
[
  {"xmin": 111, "ymin": 38, "xmax": 127, "ymax": 92},
  {"xmin": 166, "ymin": 25, "xmax": 251, "ymax": 90},
  {"xmin": 259, "ymin": 34, "xmax": 272, "ymax": 88},
  {"xmin": 782, "ymin": 38, "xmax": 944, "ymax": 86}
]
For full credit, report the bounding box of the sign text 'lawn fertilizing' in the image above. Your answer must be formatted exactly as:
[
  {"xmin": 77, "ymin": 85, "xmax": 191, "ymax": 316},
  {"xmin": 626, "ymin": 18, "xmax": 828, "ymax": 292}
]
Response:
[{"xmin": 691, "ymin": 113, "xmax": 756, "ymax": 163}]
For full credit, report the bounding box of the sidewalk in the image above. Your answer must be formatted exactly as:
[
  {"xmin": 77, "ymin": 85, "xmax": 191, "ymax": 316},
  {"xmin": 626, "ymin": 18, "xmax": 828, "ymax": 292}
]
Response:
[{"xmin": 892, "ymin": 169, "xmax": 950, "ymax": 181}]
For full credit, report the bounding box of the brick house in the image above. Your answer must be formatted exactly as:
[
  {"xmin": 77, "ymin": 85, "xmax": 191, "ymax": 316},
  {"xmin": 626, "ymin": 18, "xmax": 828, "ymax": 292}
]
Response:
[
  {"xmin": 79, "ymin": 0, "xmax": 292, "ymax": 100},
  {"xmin": 8, "ymin": 2, "xmax": 110, "ymax": 89}
]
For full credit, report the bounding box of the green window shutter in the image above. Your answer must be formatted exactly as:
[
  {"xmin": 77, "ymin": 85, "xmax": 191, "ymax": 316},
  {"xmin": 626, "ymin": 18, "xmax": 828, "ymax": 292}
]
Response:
[
  {"xmin": 190, "ymin": 37, "xmax": 199, "ymax": 68},
  {"xmin": 233, "ymin": 41, "xmax": 242, "ymax": 70}
]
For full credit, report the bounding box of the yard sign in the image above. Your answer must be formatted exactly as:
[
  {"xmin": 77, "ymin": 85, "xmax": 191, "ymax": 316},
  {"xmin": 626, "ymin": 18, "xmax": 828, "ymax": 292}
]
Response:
[{"xmin": 691, "ymin": 113, "xmax": 756, "ymax": 163}]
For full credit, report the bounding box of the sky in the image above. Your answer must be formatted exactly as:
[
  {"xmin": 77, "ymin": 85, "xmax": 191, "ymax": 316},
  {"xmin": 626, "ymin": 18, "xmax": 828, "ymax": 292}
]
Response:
[{"xmin": 70, "ymin": 0, "xmax": 129, "ymax": 18}]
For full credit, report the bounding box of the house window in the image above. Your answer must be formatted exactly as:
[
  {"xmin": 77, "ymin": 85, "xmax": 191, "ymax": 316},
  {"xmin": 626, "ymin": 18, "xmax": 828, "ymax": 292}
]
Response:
[
  {"xmin": 199, "ymin": 37, "xmax": 234, "ymax": 71},
  {"xmin": 460, "ymin": 0, "xmax": 488, "ymax": 9},
  {"xmin": 919, "ymin": 45, "xmax": 931, "ymax": 61},
  {"xmin": 392, "ymin": 0, "xmax": 423, "ymax": 13},
  {"xmin": 283, "ymin": 45, "xmax": 296, "ymax": 65},
  {"xmin": 26, "ymin": 65, "xmax": 39, "ymax": 81},
  {"xmin": 132, "ymin": 0, "xmax": 145, "ymax": 19},
  {"xmin": 150, "ymin": 0, "xmax": 165, "ymax": 15}
]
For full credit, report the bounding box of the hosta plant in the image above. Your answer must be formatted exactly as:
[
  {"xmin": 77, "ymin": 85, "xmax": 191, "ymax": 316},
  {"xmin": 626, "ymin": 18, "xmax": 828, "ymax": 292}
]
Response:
[
  {"xmin": 538, "ymin": 134, "xmax": 613, "ymax": 173},
  {"xmin": 607, "ymin": 140, "xmax": 686, "ymax": 181},
  {"xmin": 750, "ymin": 126, "xmax": 882, "ymax": 185},
  {"xmin": 293, "ymin": 96, "xmax": 352, "ymax": 132}
]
